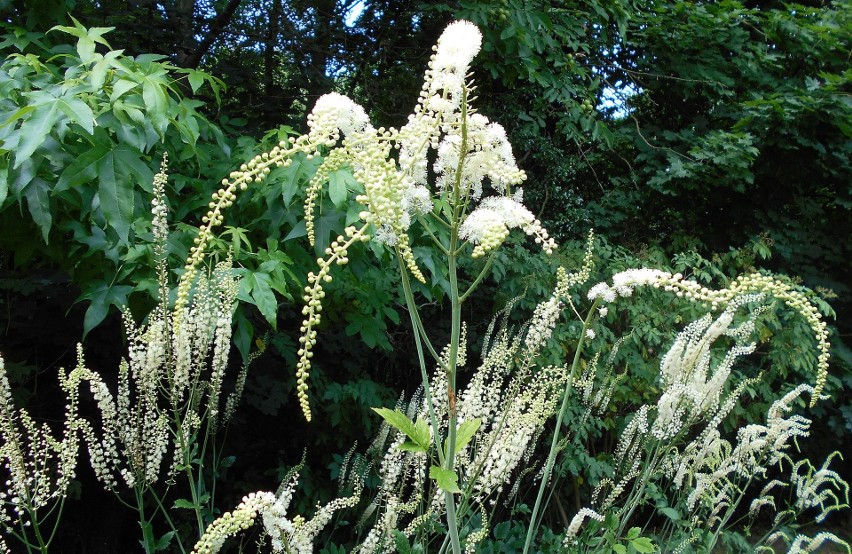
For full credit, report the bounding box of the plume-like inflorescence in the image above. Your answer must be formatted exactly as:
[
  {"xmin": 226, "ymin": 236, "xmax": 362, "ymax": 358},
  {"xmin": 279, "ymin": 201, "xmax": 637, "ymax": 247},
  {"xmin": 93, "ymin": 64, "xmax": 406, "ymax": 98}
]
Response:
[
  {"xmin": 281, "ymin": 20, "xmax": 558, "ymax": 421},
  {"xmin": 66, "ymin": 158, "xmax": 244, "ymax": 491},
  {"xmin": 587, "ymin": 270, "xmax": 831, "ymax": 405},
  {"xmin": 0, "ymin": 354, "xmax": 82, "ymax": 546}
]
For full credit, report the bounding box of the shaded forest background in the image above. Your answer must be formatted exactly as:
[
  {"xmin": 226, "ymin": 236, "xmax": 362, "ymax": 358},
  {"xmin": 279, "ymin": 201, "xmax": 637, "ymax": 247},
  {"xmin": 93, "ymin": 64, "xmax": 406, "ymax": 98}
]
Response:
[{"xmin": 0, "ymin": 0, "xmax": 850, "ymax": 551}]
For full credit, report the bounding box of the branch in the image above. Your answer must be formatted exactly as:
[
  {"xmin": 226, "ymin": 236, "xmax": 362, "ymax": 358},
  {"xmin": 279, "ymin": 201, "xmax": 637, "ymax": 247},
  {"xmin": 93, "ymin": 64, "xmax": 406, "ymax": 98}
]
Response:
[{"xmin": 183, "ymin": 0, "xmax": 243, "ymax": 69}]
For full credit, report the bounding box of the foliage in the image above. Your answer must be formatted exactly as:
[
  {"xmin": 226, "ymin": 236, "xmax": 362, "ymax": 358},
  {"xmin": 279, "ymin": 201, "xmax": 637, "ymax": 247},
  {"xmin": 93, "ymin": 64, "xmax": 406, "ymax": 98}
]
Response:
[
  {"xmin": 0, "ymin": 3, "xmax": 849, "ymax": 554},
  {"xmin": 0, "ymin": 20, "xmax": 229, "ymax": 334}
]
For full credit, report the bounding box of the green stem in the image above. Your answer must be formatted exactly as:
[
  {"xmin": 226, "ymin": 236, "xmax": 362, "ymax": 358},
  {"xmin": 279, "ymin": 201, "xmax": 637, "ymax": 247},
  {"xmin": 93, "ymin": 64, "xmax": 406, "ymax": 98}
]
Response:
[
  {"xmin": 523, "ymin": 299, "xmax": 600, "ymax": 554},
  {"xmin": 148, "ymin": 487, "xmax": 187, "ymax": 554},
  {"xmin": 417, "ymin": 214, "xmax": 450, "ymax": 255},
  {"xmin": 459, "ymin": 251, "xmax": 497, "ymax": 302},
  {"xmin": 397, "ymin": 253, "xmax": 445, "ymax": 467},
  {"xmin": 134, "ymin": 486, "xmax": 155, "ymax": 554},
  {"xmin": 444, "ymin": 245, "xmax": 462, "ymax": 554},
  {"xmin": 176, "ymin": 424, "xmax": 206, "ymax": 538}
]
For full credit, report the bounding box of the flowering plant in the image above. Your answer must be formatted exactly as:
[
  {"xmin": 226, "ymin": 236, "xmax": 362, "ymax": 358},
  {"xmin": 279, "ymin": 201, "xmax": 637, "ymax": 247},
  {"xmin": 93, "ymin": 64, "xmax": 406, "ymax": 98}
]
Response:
[{"xmin": 189, "ymin": 19, "xmax": 847, "ymax": 554}]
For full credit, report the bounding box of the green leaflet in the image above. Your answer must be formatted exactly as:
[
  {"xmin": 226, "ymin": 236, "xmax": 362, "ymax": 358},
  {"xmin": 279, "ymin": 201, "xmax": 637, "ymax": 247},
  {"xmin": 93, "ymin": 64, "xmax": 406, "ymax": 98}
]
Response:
[
  {"xmin": 372, "ymin": 407, "xmax": 431, "ymax": 453},
  {"xmin": 429, "ymin": 465, "xmax": 461, "ymax": 494}
]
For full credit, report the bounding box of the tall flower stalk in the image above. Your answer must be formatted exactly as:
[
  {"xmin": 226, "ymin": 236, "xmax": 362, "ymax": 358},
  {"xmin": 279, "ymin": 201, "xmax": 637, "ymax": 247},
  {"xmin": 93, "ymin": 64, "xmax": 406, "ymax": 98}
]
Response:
[{"xmin": 187, "ymin": 19, "xmax": 844, "ymax": 554}]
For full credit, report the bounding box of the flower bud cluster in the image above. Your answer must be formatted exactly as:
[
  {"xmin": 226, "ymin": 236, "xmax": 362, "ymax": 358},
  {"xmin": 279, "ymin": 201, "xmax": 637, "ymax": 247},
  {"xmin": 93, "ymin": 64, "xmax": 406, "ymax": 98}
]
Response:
[
  {"xmin": 151, "ymin": 153, "xmax": 169, "ymax": 253},
  {"xmin": 296, "ymin": 226, "xmax": 370, "ymax": 420},
  {"xmin": 562, "ymin": 508, "xmax": 604, "ymax": 545},
  {"xmin": 304, "ymin": 147, "xmax": 349, "ymax": 246},
  {"xmin": 459, "ymin": 196, "xmax": 555, "ymax": 258},
  {"xmin": 555, "ymin": 231, "xmax": 595, "ymax": 297},
  {"xmin": 191, "ymin": 491, "xmax": 276, "ymax": 554},
  {"xmin": 587, "ymin": 270, "xmax": 831, "ymax": 405},
  {"xmin": 0, "ymin": 352, "xmax": 83, "ymax": 533},
  {"xmin": 176, "ymin": 135, "xmax": 323, "ymax": 326}
]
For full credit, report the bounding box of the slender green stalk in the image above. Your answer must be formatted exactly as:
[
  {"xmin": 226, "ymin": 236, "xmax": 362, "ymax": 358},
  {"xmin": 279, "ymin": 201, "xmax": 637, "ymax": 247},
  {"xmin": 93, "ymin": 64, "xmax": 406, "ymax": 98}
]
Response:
[
  {"xmin": 459, "ymin": 251, "xmax": 497, "ymax": 302},
  {"xmin": 523, "ymin": 299, "xmax": 600, "ymax": 554},
  {"xmin": 134, "ymin": 485, "xmax": 155, "ymax": 554},
  {"xmin": 175, "ymin": 423, "xmax": 206, "ymax": 538},
  {"xmin": 148, "ymin": 487, "xmax": 187, "ymax": 554},
  {"xmin": 443, "ymin": 242, "xmax": 462, "ymax": 554},
  {"xmin": 397, "ymin": 254, "xmax": 445, "ymax": 467}
]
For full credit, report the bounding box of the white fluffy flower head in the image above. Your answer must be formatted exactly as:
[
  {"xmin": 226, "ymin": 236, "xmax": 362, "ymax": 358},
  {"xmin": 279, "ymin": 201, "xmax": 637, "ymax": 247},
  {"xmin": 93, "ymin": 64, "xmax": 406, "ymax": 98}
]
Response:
[{"xmin": 432, "ymin": 21, "xmax": 482, "ymax": 80}]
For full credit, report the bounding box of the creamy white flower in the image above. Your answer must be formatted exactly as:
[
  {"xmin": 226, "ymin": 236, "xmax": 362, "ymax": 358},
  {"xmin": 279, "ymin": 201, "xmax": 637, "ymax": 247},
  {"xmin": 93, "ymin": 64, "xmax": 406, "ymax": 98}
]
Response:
[
  {"xmin": 308, "ymin": 93, "xmax": 371, "ymax": 142},
  {"xmin": 432, "ymin": 20, "xmax": 482, "ymax": 79}
]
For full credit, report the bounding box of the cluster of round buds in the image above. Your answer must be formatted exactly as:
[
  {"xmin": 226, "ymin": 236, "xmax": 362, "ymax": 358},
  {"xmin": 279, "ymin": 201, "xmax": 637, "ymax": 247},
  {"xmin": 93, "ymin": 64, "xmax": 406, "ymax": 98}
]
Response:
[
  {"xmin": 555, "ymin": 230, "xmax": 596, "ymax": 297},
  {"xmin": 175, "ymin": 137, "xmax": 315, "ymax": 325},
  {"xmin": 191, "ymin": 491, "xmax": 276, "ymax": 554},
  {"xmin": 460, "ymin": 196, "xmax": 557, "ymax": 258},
  {"xmin": 524, "ymin": 218, "xmax": 556, "ymax": 256},
  {"xmin": 304, "ymin": 148, "xmax": 349, "ymax": 246},
  {"xmin": 150, "ymin": 153, "xmax": 169, "ymax": 251},
  {"xmin": 296, "ymin": 226, "xmax": 371, "ymax": 421},
  {"xmin": 586, "ymin": 269, "xmax": 831, "ymax": 405}
]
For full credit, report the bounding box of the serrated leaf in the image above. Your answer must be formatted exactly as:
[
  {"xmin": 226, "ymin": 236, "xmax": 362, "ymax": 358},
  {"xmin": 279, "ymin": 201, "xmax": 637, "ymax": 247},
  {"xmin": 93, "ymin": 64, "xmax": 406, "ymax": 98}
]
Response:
[
  {"xmin": 392, "ymin": 530, "xmax": 412, "ymax": 554},
  {"xmin": 372, "ymin": 407, "xmax": 431, "ymax": 450},
  {"xmin": 453, "ymin": 418, "xmax": 480, "ymax": 454},
  {"xmin": 172, "ymin": 498, "xmax": 197, "ymax": 510},
  {"xmin": 154, "ymin": 530, "xmax": 176, "ymax": 552},
  {"xmin": 373, "ymin": 407, "xmax": 416, "ymax": 439},
  {"xmin": 626, "ymin": 527, "xmax": 640, "ymax": 540},
  {"xmin": 411, "ymin": 418, "xmax": 430, "ymax": 450},
  {"xmin": 398, "ymin": 441, "xmax": 427, "ymax": 453},
  {"xmin": 631, "ymin": 537, "xmax": 655, "ymax": 553},
  {"xmin": 613, "ymin": 545, "xmax": 627, "ymax": 554},
  {"xmin": 429, "ymin": 465, "xmax": 461, "ymax": 494}
]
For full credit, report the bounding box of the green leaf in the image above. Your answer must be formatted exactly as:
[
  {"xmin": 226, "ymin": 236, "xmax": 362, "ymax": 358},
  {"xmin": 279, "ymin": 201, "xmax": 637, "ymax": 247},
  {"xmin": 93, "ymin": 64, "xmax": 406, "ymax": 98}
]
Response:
[
  {"xmin": 630, "ymin": 537, "xmax": 656, "ymax": 553},
  {"xmin": 398, "ymin": 441, "xmax": 427, "ymax": 453},
  {"xmin": 97, "ymin": 149, "xmax": 134, "ymax": 243},
  {"xmin": 23, "ymin": 177, "xmax": 52, "ymax": 242},
  {"xmin": 14, "ymin": 100, "xmax": 59, "ymax": 167},
  {"xmin": 613, "ymin": 545, "xmax": 627, "ymax": 554},
  {"xmin": 172, "ymin": 498, "xmax": 197, "ymax": 510},
  {"xmin": 110, "ymin": 78, "xmax": 138, "ymax": 102},
  {"xmin": 142, "ymin": 77, "xmax": 168, "ymax": 136},
  {"xmin": 80, "ymin": 281, "xmax": 133, "ymax": 337},
  {"xmin": 372, "ymin": 407, "xmax": 432, "ymax": 450},
  {"xmin": 659, "ymin": 507, "xmax": 680, "ymax": 521},
  {"xmin": 0, "ymin": 166, "xmax": 8, "ymax": 206},
  {"xmin": 626, "ymin": 528, "xmax": 640, "ymax": 541},
  {"xmin": 392, "ymin": 530, "xmax": 412, "ymax": 554},
  {"xmin": 239, "ymin": 271, "xmax": 278, "ymax": 329},
  {"xmin": 154, "ymin": 531, "xmax": 177, "ymax": 552},
  {"xmin": 411, "ymin": 418, "xmax": 431, "ymax": 450},
  {"xmin": 453, "ymin": 418, "xmax": 480, "ymax": 454},
  {"xmin": 57, "ymin": 96, "xmax": 95, "ymax": 134},
  {"xmin": 429, "ymin": 465, "xmax": 462, "ymax": 494},
  {"xmin": 189, "ymin": 71, "xmax": 205, "ymax": 93},
  {"xmin": 328, "ymin": 169, "xmax": 350, "ymax": 207},
  {"xmin": 56, "ymin": 141, "xmax": 110, "ymax": 192}
]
